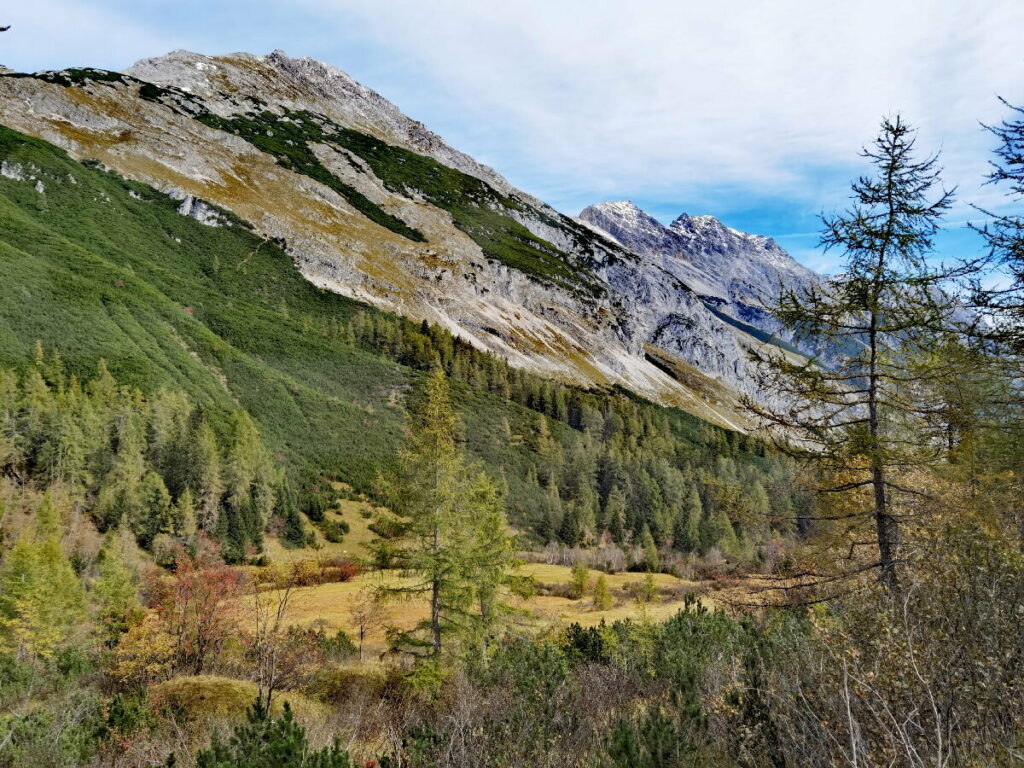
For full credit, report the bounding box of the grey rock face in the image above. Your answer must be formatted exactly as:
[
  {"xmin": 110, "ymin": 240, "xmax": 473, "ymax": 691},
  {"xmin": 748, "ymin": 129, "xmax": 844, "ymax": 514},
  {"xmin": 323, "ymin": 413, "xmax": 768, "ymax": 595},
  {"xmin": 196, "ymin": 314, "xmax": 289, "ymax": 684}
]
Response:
[{"xmin": 580, "ymin": 201, "xmax": 820, "ymax": 347}]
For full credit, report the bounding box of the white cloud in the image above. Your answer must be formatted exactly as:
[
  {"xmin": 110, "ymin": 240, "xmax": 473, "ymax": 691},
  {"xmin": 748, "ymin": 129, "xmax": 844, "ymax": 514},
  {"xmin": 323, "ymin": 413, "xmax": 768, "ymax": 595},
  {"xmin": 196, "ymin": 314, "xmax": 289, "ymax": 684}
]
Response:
[
  {"xmin": 3, "ymin": 0, "xmax": 1021, "ymax": 250},
  {"xmin": 297, "ymin": 0, "xmax": 1024, "ymax": 219},
  {"xmin": 0, "ymin": 0, "xmax": 173, "ymax": 73}
]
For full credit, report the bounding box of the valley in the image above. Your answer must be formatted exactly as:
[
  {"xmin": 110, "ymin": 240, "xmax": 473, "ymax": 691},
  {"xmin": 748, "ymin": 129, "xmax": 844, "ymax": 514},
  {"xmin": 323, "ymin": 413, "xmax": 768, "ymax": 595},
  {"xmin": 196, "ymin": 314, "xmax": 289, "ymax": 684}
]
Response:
[{"xmin": 0, "ymin": 39, "xmax": 1021, "ymax": 768}]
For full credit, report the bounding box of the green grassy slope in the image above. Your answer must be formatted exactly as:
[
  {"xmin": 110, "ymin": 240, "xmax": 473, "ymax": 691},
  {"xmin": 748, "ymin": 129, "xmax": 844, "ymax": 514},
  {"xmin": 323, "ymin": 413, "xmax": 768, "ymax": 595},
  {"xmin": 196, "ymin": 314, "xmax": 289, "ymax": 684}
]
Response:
[
  {"xmin": 0, "ymin": 124, "xmax": 622, "ymax": 495},
  {"xmin": 0, "ymin": 125, "xmax": 418, "ymax": 486}
]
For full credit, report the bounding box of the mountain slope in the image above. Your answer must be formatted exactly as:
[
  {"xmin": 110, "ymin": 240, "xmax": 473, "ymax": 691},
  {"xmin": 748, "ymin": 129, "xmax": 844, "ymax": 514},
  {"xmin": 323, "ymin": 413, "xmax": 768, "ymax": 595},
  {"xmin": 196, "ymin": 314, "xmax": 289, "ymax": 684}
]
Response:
[
  {"xmin": 0, "ymin": 123, "xmax": 802, "ymax": 549},
  {"xmin": 0, "ymin": 51, "xmax": 816, "ymax": 427}
]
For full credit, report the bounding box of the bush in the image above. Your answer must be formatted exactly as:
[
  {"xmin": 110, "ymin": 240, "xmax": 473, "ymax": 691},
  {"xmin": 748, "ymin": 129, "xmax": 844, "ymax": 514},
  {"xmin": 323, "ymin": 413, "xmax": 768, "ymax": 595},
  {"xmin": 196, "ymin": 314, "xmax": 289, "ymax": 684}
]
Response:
[
  {"xmin": 318, "ymin": 557, "xmax": 359, "ymax": 584},
  {"xmin": 149, "ymin": 676, "xmax": 325, "ymax": 726},
  {"xmin": 318, "ymin": 519, "xmax": 348, "ymax": 543},
  {"xmin": 190, "ymin": 701, "xmax": 351, "ymax": 767},
  {"xmin": 368, "ymin": 515, "xmax": 405, "ymax": 539}
]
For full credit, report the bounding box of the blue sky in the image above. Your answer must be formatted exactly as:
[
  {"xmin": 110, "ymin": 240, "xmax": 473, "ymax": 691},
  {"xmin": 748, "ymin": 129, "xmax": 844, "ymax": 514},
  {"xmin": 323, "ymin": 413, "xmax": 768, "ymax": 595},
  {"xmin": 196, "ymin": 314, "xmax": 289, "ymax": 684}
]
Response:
[{"xmin": 2, "ymin": 0, "xmax": 1023, "ymax": 273}]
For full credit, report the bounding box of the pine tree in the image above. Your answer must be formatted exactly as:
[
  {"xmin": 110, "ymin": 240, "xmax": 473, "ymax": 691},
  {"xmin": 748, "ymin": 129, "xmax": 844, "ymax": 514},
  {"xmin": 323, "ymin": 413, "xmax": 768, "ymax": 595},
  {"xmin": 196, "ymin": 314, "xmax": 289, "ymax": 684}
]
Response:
[
  {"xmin": 192, "ymin": 702, "xmax": 351, "ymax": 767},
  {"xmin": 279, "ymin": 484, "xmax": 307, "ymax": 549}
]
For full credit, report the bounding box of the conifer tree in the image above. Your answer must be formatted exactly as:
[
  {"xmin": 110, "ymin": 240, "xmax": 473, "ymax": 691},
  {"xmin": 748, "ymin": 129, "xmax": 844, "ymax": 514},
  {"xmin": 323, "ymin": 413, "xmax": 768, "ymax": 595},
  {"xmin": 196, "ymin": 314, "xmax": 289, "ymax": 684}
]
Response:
[
  {"xmin": 640, "ymin": 525, "xmax": 660, "ymax": 573},
  {"xmin": 93, "ymin": 532, "xmax": 140, "ymax": 641},
  {"xmin": 279, "ymin": 483, "xmax": 307, "ymax": 549},
  {"xmin": 604, "ymin": 486, "xmax": 628, "ymax": 544},
  {"xmin": 382, "ymin": 368, "xmax": 514, "ymax": 659},
  {"xmin": 673, "ymin": 487, "xmax": 703, "ymax": 552},
  {"xmin": 593, "ymin": 573, "xmax": 613, "ymax": 611},
  {"xmin": 971, "ymin": 98, "xmax": 1024, "ymax": 349},
  {"xmin": 0, "ymin": 495, "xmax": 86, "ymax": 660},
  {"xmin": 192, "ymin": 702, "xmax": 352, "ymax": 768},
  {"xmin": 136, "ymin": 470, "xmax": 173, "ymax": 547},
  {"xmin": 192, "ymin": 418, "xmax": 225, "ymax": 532},
  {"xmin": 175, "ymin": 487, "xmax": 198, "ymax": 542},
  {"xmin": 570, "ymin": 561, "xmax": 589, "ymax": 600},
  {"xmin": 748, "ymin": 116, "xmax": 974, "ymax": 590}
]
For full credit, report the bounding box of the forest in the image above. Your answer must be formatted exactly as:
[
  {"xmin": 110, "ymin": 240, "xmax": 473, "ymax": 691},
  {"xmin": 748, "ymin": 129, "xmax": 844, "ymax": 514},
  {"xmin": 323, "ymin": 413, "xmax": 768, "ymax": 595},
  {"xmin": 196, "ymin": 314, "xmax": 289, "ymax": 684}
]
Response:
[{"xmin": 1, "ymin": 92, "xmax": 1024, "ymax": 767}]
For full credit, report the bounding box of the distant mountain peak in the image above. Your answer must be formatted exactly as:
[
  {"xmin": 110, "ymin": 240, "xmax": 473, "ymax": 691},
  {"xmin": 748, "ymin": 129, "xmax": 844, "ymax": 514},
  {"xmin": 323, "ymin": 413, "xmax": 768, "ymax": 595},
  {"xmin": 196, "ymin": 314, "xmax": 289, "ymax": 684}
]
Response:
[{"xmin": 580, "ymin": 200, "xmax": 818, "ymax": 305}]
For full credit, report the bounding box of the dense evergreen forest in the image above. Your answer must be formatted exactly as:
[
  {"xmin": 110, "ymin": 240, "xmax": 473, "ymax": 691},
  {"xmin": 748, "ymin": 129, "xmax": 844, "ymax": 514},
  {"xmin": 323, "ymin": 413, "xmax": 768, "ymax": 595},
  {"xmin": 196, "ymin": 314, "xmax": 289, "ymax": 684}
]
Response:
[{"xmin": 1, "ymin": 98, "xmax": 1024, "ymax": 768}]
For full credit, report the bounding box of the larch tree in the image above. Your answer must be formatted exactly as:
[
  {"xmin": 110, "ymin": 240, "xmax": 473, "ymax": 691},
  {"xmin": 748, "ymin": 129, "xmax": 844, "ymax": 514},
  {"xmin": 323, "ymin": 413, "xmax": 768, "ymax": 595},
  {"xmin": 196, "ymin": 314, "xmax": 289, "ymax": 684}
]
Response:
[
  {"xmin": 673, "ymin": 487, "xmax": 702, "ymax": 552},
  {"xmin": 964, "ymin": 98, "xmax": 1024, "ymax": 549},
  {"xmin": 747, "ymin": 116, "xmax": 976, "ymax": 591},
  {"xmin": 380, "ymin": 367, "xmax": 514, "ymax": 660},
  {"xmin": 971, "ymin": 98, "xmax": 1024, "ymax": 349},
  {"xmin": 0, "ymin": 494, "xmax": 86, "ymax": 661}
]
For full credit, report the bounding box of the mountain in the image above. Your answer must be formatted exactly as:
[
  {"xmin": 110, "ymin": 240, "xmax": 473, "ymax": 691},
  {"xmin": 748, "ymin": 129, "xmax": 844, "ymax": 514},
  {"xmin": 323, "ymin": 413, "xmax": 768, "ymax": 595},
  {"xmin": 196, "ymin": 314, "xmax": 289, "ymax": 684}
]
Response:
[
  {"xmin": 579, "ymin": 201, "xmax": 820, "ymax": 350},
  {"xmin": 0, "ymin": 51, "xmax": 819, "ymax": 429}
]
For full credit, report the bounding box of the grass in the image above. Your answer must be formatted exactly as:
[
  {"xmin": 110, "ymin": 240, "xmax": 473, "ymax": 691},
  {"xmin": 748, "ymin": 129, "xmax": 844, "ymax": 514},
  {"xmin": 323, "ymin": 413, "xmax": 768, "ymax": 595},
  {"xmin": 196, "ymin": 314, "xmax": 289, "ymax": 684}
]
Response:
[
  {"xmin": 263, "ymin": 563, "xmax": 707, "ymax": 662},
  {"xmin": 196, "ymin": 110, "xmax": 427, "ymax": 243},
  {"xmin": 263, "ymin": 496, "xmax": 384, "ymax": 563},
  {"xmin": 150, "ymin": 675, "xmax": 326, "ymax": 724}
]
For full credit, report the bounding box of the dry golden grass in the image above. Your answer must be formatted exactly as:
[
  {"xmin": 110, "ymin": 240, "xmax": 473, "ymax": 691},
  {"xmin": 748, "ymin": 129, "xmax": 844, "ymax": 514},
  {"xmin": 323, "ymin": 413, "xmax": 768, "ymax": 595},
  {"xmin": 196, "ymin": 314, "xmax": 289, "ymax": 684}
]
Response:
[
  {"xmin": 261, "ymin": 563, "xmax": 708, "ymax": 662},
  {"xmin": 151, "ymin": 675, "xmax": 326, "ymax": 724},
  {"xmin": 262, "ymin": 496, "xmax": 384, "ymax": 563}
]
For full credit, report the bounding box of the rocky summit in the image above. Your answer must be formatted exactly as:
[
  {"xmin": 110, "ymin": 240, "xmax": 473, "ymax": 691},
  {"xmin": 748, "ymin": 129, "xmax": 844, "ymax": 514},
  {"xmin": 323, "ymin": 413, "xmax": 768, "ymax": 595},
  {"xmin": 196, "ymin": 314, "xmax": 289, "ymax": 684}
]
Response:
[{"xmin": 0, "ymin": 50, "xmax": 820, "ymax": 429}]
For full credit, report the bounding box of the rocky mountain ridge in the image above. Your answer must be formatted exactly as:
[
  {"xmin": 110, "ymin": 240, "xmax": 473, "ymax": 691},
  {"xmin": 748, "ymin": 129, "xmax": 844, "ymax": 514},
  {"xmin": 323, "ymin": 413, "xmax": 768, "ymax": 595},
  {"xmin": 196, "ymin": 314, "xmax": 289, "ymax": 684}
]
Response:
[
  {"xmin": 0, "ymin": 50, "xmax": 820, "ymax": 429},
  {"xmin": 579, "ymin": 201, "xmax": 820, "ymax": 346}
]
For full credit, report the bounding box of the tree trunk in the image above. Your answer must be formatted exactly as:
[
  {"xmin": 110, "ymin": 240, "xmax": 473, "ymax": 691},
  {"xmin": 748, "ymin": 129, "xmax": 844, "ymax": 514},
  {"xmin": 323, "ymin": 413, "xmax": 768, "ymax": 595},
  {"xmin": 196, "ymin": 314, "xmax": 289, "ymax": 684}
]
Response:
[
  {"xmin": 868, "ymin": 307, "xmax": 899, "ymax": 592},
  {"xmin": 430, "ymin": 575, "xmax": 441, "ymax": 657}
]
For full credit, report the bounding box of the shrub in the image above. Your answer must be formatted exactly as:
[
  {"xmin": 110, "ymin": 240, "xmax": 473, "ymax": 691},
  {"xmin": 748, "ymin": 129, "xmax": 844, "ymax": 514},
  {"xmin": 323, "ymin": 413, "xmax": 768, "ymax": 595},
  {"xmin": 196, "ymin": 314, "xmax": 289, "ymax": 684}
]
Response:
[
  {"xmin": 318, "ymin": 557, "xmax": 359, "ymax": 584},
  {"xmin": 190, "ymin": 701, "xmax": 351, "ymax": 767},
  {"xmin": 149, "ymin": 676, "xmax": 325, "ymax": 726}
]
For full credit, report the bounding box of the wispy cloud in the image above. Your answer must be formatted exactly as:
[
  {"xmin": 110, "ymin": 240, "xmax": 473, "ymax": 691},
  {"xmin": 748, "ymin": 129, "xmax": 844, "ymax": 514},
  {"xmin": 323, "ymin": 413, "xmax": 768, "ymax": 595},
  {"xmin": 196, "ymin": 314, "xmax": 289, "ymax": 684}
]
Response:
[
  {"xmin": 2, "ymin": 0, "xmax": 1022, "ymax": 271},
  {"xmin": 296, "ymin": 0, "xmax": 1023, "ymax": 216}
]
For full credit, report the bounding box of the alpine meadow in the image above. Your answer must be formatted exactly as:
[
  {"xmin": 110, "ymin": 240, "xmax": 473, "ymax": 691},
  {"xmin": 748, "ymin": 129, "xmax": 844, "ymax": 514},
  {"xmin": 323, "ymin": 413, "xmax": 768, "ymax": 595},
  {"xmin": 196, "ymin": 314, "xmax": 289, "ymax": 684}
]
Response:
[{"xmin": 1, "ymin": 5, "xmax": 1024, "ymax": 767}]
